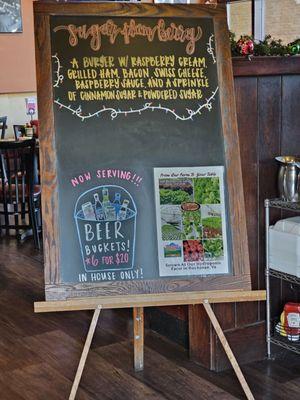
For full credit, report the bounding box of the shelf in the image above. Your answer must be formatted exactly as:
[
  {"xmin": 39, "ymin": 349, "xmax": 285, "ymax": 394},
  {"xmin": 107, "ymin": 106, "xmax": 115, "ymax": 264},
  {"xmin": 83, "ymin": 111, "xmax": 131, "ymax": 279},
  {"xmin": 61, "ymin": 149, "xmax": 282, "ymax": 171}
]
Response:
[
  {"xmin": 266, "ymin": 198, "xmax": 300, "ymax": 359},
  {"xmin": 271, "ymin": 320, "xmax": 300, "ymax": 356},
  {"xmin": 270, "ymin": 336, "xmax": 300, "ymax": 356},
  {"xmin": 268, "ymin": 268, "xmax": 300, "ymax": 285},
  {"xmin": 265, "ymin": 198, "xmax": 300, "ymax": 212}
]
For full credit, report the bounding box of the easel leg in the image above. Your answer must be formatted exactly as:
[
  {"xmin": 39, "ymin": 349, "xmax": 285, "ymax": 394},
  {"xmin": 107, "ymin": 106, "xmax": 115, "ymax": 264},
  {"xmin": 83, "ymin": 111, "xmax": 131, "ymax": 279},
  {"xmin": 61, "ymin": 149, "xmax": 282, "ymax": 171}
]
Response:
[
  {"xmin": 69, "ymin": 305, "xmax": 102, "ymax": 400},
  {"xmin": 133, "ymin": 307, "xmax": 144, "ymax": 371},
  {"xmin": 203, "ymin": 300, "xmax": 255, "ymax": 400}
]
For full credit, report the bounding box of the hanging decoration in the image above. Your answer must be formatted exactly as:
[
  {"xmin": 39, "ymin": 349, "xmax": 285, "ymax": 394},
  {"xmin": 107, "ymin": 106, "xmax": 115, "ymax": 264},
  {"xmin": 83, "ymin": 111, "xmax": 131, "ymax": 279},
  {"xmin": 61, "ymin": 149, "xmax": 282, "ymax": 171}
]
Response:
[{"xmin": 236, "ymin": 36, "xmax": 254, "ymax": 56}]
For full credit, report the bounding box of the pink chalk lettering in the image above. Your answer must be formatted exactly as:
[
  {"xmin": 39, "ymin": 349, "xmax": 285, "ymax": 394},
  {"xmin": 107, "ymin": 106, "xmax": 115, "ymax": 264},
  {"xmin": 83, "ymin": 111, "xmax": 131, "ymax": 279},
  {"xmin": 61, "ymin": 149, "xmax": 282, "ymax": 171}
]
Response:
[{"xmin": 71, "ymin": 172, "xmax": 91, "ymax": 187}]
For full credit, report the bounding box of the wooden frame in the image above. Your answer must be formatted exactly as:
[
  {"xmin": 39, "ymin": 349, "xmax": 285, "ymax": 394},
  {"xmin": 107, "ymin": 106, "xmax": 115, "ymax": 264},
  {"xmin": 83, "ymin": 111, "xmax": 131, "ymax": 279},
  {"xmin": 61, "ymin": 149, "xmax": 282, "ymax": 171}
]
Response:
[
  {"xmin": 34, "ymin": 1, "xmax": 251, "ymax": 301},
  {"xmin": 34, "ymin": 292, "xmax": 265, "ymax": 400},
  {"xmin": 35, "ymin": 289, "xmax": 265, "ymax": 312}
]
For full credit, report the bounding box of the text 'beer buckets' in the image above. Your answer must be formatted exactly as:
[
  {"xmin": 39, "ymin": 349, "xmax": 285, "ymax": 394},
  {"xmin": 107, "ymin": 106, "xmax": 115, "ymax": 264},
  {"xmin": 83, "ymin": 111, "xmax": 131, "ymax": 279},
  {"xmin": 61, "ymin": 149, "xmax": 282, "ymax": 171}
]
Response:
[{"xmin": 74, "ymin": 185, "xmax": 137, "ymax": 273}]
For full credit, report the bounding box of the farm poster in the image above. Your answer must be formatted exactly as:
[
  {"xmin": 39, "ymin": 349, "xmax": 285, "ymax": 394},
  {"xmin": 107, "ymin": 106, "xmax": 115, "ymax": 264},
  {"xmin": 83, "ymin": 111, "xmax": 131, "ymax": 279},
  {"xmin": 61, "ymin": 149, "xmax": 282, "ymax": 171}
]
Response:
[{"xmin": 154, "ymin": 166, "xmax": 229, "ymax": 277}]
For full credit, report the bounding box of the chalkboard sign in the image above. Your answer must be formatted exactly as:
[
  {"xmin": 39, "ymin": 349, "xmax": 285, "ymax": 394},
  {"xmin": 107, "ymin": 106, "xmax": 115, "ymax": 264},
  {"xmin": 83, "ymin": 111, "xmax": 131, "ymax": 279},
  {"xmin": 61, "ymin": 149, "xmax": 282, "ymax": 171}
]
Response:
[{"xmin": 34, "ymin": 2, "xmax": 251, "ymax": 301}]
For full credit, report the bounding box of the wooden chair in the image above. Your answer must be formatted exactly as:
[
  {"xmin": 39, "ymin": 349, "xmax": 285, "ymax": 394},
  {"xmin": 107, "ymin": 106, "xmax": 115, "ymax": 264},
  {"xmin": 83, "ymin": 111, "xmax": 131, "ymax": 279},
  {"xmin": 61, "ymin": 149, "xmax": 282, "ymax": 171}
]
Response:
[
  {"xmin": 0, "ymin": 139, "xmax": 41, "ymax": 249},
  {"xmin": 0, "ymin": 116, "xmax": 7, "ymax": 139}
]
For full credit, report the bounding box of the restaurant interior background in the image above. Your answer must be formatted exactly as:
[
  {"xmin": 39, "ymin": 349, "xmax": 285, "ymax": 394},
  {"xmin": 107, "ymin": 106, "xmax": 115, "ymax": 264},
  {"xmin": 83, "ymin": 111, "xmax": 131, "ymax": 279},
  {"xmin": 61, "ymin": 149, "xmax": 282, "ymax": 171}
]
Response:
[
  {"xmin": 0, "ymin": 1, "xmax": 300, "ymax": 399},
  {"xmin": 1, "ymin": 0, "xmax": 300, "ymax": 137},
  {"xmin": 0, "ymin": 0, "xmax": 36, "ymax": 137}
]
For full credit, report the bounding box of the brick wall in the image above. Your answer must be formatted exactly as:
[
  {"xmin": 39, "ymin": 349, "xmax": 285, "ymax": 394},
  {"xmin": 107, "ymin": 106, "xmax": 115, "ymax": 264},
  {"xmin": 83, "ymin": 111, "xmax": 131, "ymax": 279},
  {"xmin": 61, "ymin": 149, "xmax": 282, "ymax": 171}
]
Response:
[
  {"xmin": 229, "ymin": 0, "xmax": 300, "ymax": 44},
  {"xmin": 229, "ymin": 1, "xmax": 252, "ymax": 38},
  {"xmin": 265, "ymin": 0, "xmax": 300, "ymax": 44}
]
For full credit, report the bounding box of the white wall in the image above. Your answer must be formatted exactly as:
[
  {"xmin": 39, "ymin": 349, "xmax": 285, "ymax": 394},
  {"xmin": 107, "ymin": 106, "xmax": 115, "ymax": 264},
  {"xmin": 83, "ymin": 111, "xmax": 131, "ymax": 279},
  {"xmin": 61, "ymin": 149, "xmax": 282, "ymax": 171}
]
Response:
[{"xmin": 0, "ymin": 92, "xmax": 37, "ymax": 137}]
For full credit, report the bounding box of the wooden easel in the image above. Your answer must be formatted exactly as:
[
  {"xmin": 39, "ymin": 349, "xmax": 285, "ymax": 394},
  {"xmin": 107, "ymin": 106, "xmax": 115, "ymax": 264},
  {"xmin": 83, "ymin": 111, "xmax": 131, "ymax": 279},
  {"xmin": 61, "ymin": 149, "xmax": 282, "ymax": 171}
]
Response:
[{"xmin": 35, "ymin": 290, "xmax": 265, "ymax": 400}]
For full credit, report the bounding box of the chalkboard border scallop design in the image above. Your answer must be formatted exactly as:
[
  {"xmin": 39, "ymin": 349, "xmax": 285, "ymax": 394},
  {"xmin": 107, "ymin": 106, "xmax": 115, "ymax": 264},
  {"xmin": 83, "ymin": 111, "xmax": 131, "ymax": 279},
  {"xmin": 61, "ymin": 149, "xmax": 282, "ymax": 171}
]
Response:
[{"xmin": 34, "ymin": 2, "xmax": 251, "ymax": 301}]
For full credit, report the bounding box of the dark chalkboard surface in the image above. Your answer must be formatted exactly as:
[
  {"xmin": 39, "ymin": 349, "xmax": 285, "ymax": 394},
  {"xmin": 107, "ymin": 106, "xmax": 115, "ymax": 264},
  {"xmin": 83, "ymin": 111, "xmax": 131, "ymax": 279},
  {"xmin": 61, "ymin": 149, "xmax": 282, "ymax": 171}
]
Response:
[{"xmin": 34, "ymin": 3, "xmax": 251, "ymax": 300}]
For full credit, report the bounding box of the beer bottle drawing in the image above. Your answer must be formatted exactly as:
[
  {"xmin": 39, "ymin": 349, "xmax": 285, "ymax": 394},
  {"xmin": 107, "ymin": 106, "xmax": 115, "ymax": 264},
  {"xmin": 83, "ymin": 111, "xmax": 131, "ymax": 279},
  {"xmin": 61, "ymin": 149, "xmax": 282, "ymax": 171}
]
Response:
[
  {"xmin": 118, "ymin": 199, "xmax": 130, "ymax": 220},
  {"xmin": 102, "ymin": 188, "xmax": 110, "ymax": 218},
  {"xmin": 113, "ymin": 192, "xmax": 121, "ymax": 216},
  {"xmin": 105, "ymin": 205, "xmax": 117, "ymax": 221},
  {"xmin": 81, "ymin": 202, "xmax": 96, "ymax": 221},
  {"xmin": 93, "ymin": 193, "xmax": 104, "ymax": 220}
]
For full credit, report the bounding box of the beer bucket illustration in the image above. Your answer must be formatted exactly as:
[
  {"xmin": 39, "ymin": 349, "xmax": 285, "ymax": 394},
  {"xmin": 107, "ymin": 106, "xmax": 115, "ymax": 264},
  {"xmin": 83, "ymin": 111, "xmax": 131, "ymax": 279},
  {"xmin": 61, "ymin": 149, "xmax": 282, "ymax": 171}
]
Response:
[{"xmin": 74, "ymin": 185, "xmax": 137, "ymax": 272}]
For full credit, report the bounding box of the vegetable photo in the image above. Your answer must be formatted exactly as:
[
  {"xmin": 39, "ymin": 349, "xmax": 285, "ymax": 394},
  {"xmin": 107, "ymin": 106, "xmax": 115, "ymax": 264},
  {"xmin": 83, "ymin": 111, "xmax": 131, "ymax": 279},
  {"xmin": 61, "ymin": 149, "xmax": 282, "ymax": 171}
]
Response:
[{"xmin": 194, "ymin": 177, "xmax": 221, "ymax": 205}]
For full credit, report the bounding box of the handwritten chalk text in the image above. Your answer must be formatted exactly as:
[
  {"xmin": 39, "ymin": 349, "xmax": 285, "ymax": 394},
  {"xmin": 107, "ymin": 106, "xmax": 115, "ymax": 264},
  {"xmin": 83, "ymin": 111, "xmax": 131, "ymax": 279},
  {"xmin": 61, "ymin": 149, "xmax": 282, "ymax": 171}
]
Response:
[{"xmin": 54, "ymin": 19, "xmax": 202, "ymax": 55}]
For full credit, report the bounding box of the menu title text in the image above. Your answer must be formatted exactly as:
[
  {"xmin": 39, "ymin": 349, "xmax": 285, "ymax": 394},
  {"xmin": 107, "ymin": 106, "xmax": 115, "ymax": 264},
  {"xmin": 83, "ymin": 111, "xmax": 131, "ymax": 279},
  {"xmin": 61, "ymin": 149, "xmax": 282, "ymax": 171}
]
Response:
[{"xmin": 54, "ymin": 18, "xmax": 202, "ymax": 55}]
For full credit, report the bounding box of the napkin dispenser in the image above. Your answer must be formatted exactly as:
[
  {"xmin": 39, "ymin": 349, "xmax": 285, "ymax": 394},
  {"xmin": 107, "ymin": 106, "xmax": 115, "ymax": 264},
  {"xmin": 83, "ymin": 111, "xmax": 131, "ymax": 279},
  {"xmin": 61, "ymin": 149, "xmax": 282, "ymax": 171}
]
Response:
[{"xmin": 269, "ymin": 217, "xmax": 300, "ymax": 277}]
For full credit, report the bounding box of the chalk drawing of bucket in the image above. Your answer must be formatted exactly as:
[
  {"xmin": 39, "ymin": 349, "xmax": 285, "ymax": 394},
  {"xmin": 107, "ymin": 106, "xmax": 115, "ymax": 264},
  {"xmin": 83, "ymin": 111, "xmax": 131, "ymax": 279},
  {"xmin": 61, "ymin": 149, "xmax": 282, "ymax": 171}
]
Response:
[{"xmin": 74, "ymin": 185, "xmax": 137, "ymax": 272}]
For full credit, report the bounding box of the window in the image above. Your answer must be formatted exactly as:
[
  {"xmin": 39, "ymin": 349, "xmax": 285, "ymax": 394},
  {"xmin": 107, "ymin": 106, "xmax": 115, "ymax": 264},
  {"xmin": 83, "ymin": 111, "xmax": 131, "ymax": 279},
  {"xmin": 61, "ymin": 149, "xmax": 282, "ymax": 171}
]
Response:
[
  {"xmin": 227, "ymin": 0, "xmax": 253, "ymax": 38},
  {"xmin": 228, "ymin": 0, "xmax": 300, "ymax": 44},
  {"xmin": 264, "ymin": 0, "xmax": 300, "ymax": 44}
]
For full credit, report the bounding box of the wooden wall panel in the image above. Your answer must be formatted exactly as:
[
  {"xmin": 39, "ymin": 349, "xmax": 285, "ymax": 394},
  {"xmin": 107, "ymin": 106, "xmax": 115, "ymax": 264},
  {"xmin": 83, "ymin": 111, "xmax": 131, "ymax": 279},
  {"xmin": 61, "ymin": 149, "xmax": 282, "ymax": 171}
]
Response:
[
  {"xmin": 275, "ymin": 75, "xmax": 300, "ymax": 316},
  {"xmin": 281, "ymin": 281, "xmax": 300, "ymax": 306},
  {"xmin": 149, "ymin": 58, "xmax": 300, "ymax": 372},
  {"xmin": 155, "ymin": 306, "xmax": 188, "ymax": 321},
  {"xmin": 235, "ymin": 76, "xmax": 259, "ymax": 327},
  {"xmin": 257, "ymin": 76, "xmax": 282, "ymax": 292},
  {"xmin": 235, "ymin": 77, "xmax": 259, "ymax": 289},
  {"xmin": 213, "ymin": 303, "xmax": 235, "ymax": 330},
  {"xmin": 214, "ymin": 323, "xmax": 266, "ymax": 371},
  {"xmin": 281, "ymin": 76, "xmax": 300, "ymax": 153},
  {"xmin": 189, "ymin": 304, "xmax": 213, "ymax": 369},
  {"xmin": 270, "ymin": 276, "xmax": 282, "ymax": 318}
]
